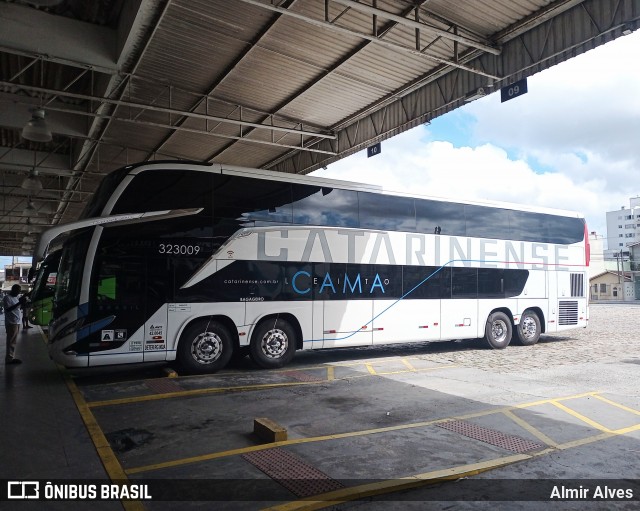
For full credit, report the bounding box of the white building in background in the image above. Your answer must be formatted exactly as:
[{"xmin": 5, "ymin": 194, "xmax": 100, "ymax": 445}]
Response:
[
  {"xmin": 588, "ymin": 232, "xmax": 606, "ymax": 278},
  {"xmin": 605, "ymin": 196, "xmax": 640, "ymax": 263}
]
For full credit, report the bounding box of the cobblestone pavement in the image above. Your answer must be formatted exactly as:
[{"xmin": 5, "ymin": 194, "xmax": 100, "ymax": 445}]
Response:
[
  {"xmin": 292, "ymin": 303, "xmax": 640, "ymax": 378},
  {"xmin": 414, "ymin": 303, "xmax": 640, "ymax": 373}
]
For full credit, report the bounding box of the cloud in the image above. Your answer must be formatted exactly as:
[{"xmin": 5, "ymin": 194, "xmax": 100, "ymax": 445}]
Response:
[
  {"xmin": 314, "ymin": 31, "xmax": 640, "ymax": 244},
  {"xmin": 316, "ymin": 134, "xmax": 607, "ymax": 233}
]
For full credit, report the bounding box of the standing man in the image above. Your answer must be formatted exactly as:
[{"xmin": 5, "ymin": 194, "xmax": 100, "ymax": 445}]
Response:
[{"xmin": 3, "ymin": 284, "xmax": 26, "ymax": 364}]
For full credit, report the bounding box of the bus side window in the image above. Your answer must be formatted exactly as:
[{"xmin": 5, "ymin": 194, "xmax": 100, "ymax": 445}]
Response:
[
  {"xmin": 292, "ymin": 185, "xmax": 359, "ymax": 228},
  {"xmin": 214, "ymin": 175, "xmax": 293, "ymax": 225},
  {"xmin": 112, "ymin": 169, "xmax": 214, "ymax": 215},
  {"xmin": 465, "ymin": 205, "xmax": 511, "ymax": 240},
  {"xmin": 359, "ymin": 193, "xmax": 416, "ymax": 231},
  {"xmin": 415, "ymin": 199, "xmax": 465, "ymax": 236}
]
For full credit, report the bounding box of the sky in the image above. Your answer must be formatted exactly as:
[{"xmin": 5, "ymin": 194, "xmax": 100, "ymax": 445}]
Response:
[
  {"xmin": 1, "ymin": 31, "xmax": 638, "ymax": 269},
  {"xmin": 313, "ymin": 30, "xmax": 640, "ymax": 251}
]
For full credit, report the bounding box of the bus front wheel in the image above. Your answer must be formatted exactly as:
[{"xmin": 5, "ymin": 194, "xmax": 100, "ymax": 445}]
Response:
[
  {"xmin": 177, "ymin": 320, "xmax": 233, "ymax": 374},
  {"xmin": 250, "ymin": 318, "xmax": 296, "ymax": 369},
  {"xmin": 515, "ymin": 310, "xmax": 541, "ymax": 346},
  {"xmin": 484, "ymin": 312, "xmax": 512, "ymax": 349}
]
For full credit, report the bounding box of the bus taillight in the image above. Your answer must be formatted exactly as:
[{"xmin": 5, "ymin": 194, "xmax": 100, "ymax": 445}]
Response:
[{"xmin": 584, "ymin": 223, "xmax": 591, "ymax": 267}]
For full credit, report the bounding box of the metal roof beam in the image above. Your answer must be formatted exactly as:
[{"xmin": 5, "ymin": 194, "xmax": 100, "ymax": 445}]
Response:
[
  {"xmin": 0, "ymin": 2, "xmax": 117, "ymax": 74},
  {"xmin": 332, "ymin": 0, "xmax": 501, "ymax": 55},
  {"xmin": 0, "ymin": 81, "xmax": 336, "ymax": 139},
  {"xmin": 267, "ymin": 0, "xmax": 637, "ymax": 175},
  {"xmin": 0, "ymin": 93, "xmax": 88, "ymax": 139},
  {"xmin": 209, "ymin": 0, "xmax": 433, "ymax": 162},
  {"xmin": 236, "ymin": 0, "xmax": 500, "ymax": 80},
  {"xmin": 0, "ymin": 148, "xmax": 70, "ymax": 175}
]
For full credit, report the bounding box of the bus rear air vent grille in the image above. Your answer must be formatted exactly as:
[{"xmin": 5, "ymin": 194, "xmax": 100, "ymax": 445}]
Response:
[
  {"xmin": 558, "ymin": 300, "xmax": 578, "ymax": 325},
  {"xmin": 570, "ymin": 273, "xmax": 584, "ymax": 297}
]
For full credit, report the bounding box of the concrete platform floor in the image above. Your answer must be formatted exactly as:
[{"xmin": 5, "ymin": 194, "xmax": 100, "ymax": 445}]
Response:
[{"xmin": 1, "ymin": 304, "xmax": 640, "ymax": 510}]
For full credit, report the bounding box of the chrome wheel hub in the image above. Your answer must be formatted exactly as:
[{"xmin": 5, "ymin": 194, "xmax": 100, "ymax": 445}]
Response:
[
  {"xmin": 191, "ymin": 332, "xmax": 223, "ymax": 364},
  {"xmin": 491, "ymin": 320, "xmax": 508, "ymax": 343},
  {"xmin": 521, "ymin": 316, "xmax": 537, "ymax": 339},
  {"xmin": 261, "ymin": 328, "xmax": 288, "ymax": 359}
]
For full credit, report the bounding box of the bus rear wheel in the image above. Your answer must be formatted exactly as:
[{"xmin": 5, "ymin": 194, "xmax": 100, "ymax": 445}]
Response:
[
  {"xmin": 177, "ymin": 320, "xmax": 233, "ymax": 374},
  {"xmin": 484, "ymin": 312, "xmax": 512, "ymax": 349},
  {"xmin": 515, "ymin": 310, "xmax": 541, "ymax": 346},
  {"xmin": 250, "ymin": 318, "xmax": 296, "ymax": 369}
]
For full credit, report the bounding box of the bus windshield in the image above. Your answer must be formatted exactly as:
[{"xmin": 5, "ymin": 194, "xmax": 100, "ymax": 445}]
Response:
[
  {"xmin": 54, "ymin": 230, "xmax": 92, "ymax": 314},
  {"xmin": 31, "ymin": 250, "xmax": 61, "ymax": 301}
]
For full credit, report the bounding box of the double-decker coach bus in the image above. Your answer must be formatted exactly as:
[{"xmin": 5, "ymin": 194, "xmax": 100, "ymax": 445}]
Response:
[{"xmin": 45, "ymin": 161, "xmax": 589, "ymax": 373}]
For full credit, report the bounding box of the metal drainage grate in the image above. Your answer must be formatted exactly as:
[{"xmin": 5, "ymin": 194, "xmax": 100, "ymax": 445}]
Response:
[
  {"xmin": 282, "ymin": 370, "xmax": 323, "ymax": 382},
  {"xmin": 243, "ymin": 448, "xmax": 344, "ymax": 497},
  {"xmin": 436, "ymin": 420, "xmax": 544, "ymax": 453},
  {"xmin": 145, "ymin": 378, "xmax": 184, "ymax": 395}
]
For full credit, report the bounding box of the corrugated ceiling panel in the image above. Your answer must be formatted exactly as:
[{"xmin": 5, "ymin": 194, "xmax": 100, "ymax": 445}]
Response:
[
  {"xmin": 136, "ymin": 0, "xmax": 276, "ymax": 94},
  {"xmin": 280, "ymin": 72, "xmax": 386, "ymax": 127},
  {"xmin": 259, "ymin": 12, "xmax": 363, "ymax": 71},
  {"xmin": 213, "ymin": 47, "xmax": 320, "ymax": 112},
  {"xmin": 212, "ymin": 139, "xmax": 291, "ymax": 169},
  {"xmin": 428, "ymin": 0, "xmax": 551, "ymax": 36}
]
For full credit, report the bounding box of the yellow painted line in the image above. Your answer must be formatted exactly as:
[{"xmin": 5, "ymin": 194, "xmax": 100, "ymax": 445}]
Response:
[
  {"xmin": 592, "ymin": 394, "xmax": 640, "ymax": 416},
  {"xmin": 611, "ymin": 422, "xmax": 640, "ymax": 435},
  {"xmin": 448, "ymin": 392, "xmax": 603, "ymax": 422},
  {"xmin": 41, "ymin": 325, "xmax": 140, "ymax": 509},
  {"xmin": 88, "ymin": 380, "xmax": 320, "ymax": 408},
  {"xmin": 59, "ymin": 367, "xmax": 146, "ymax": 511},
  {"xmin": 261, "ymin": 453, "xmax": 530, "ymax": 511},
  {"xmin": 340, "ymin": 364, "xmax": 458, "ymax": 379},
  {"xmin": 326, "ymin": 366, "xmax": 335, "ymax": 381},
  {"xmin": 401, "ymin": 358, "xmax": 416, "ymax": 371},
  {"xmin": 515, "ymin": 391, "xmax": 601, "ymax": 409},
  {"xmin": 126, "ymin": 417, "xmax": 448, "ymax": 475},
  {"xmin": 125, "ymin": 389, "xmax": 600, "ymax": 475},
  {"xmin": 87, "ymin": 363, "xmax": 458, "ymax": 408},
  {"xmin": 262, "ymin": 420, "xmax": 640, "ymax": 511},
  {"xmin": 501, "ymin": 409, "xmax": 558, "ymax": 447},
  {"xmin": 365, "ymin": 363, "xmax": 377, "ymax": 375},
  {"xmin": 555, "ymin": 431, "xmax": 614, "ymax": 450},
  {"xmin": 550, "ymin": 400, "xmax": 611, "ymax": 432}
]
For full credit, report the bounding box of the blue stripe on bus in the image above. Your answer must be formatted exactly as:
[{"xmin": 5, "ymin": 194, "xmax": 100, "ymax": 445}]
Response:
[{"xmin": 300, "ymin": 257, "xmax": 555, "ymax": 344}]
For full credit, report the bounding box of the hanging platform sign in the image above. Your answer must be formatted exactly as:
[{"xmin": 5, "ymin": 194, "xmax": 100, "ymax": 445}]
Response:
[
  {"xmin": 501, "ymin": 78, "xmax": 528, "ymax": 103},
  {"xmin": 367, "ymin": 142, "xmax": 381, "ymax": 158}
]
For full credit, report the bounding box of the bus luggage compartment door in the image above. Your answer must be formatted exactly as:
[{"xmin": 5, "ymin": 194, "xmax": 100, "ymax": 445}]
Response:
[
  {"xmin": 372, "ymin": 300, "xmax": 441, "ymax": 344},
  {"xmin": 322, "ymin": 300, "xmax": 372, "ymax": 348}
]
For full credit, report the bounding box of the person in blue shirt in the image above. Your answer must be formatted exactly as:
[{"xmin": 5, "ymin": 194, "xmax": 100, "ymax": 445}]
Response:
[{"xmin": 3, "ymin": 284, "xmax": 27, "ymax": 364}]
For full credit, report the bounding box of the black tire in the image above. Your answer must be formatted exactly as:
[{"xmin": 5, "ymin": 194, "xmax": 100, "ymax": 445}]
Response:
[
  {"xmin": 177, "ymin": 320, "xmax": 233, "ymax": 374},
  {"xmin": 483, "ymin": 312, "xmax": 512, "ymax": 349},
  {"xmin": 515, "ymin": 310, "xmax": 541, "ymax": 346},
  {"xmin": 250, "ymin": 318, "xmax": 297, "ymax": 369}
]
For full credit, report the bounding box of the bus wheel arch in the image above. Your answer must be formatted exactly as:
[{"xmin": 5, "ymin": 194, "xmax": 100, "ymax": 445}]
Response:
[
  {"xmin": 176, "ymin": 316, "xmax": 237, "ymax": 374},
  {"xmin": 515, "ymin": 308, "xmax": 543, "ymax": 346},
  {"xmin": 249, "ymin": 314, "xmax": 299, "ymax": 369},
  {"xmin": 483, "ymin": 309, "xmax": 513, "ymax": 350}
]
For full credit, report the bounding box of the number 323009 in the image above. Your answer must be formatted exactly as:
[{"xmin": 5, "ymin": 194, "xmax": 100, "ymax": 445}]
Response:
[{"xmin": 158, "ymin": 244, "xmax": 201, "ymax": 255}]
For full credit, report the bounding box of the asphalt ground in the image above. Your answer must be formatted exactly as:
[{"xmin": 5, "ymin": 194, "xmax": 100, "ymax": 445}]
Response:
[{"xmin": 2, "ymin": 302, "xmax": 639, "ymax": 510}]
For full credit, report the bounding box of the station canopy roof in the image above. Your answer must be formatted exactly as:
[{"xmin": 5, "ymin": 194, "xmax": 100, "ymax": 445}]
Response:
[{"xmin": 0, "ymin": 0, "xmax": 636, "ymax": 255}]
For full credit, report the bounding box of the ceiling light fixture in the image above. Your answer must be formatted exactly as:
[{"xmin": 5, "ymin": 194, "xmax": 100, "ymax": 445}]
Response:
[
  {"xmin": 23, "ymin": 200, "xmax": 38, "ymax": 217},
  {"xmin": 21, "ymin": 168, "xmax": 43, "ymax": 193},
  {"xmin": 464, "ymin": 87, "xmax": 487, "ymax": 102},
  {"xmin": 22, "ymin": 109, "xmax": 52, "ymax": 143}
]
